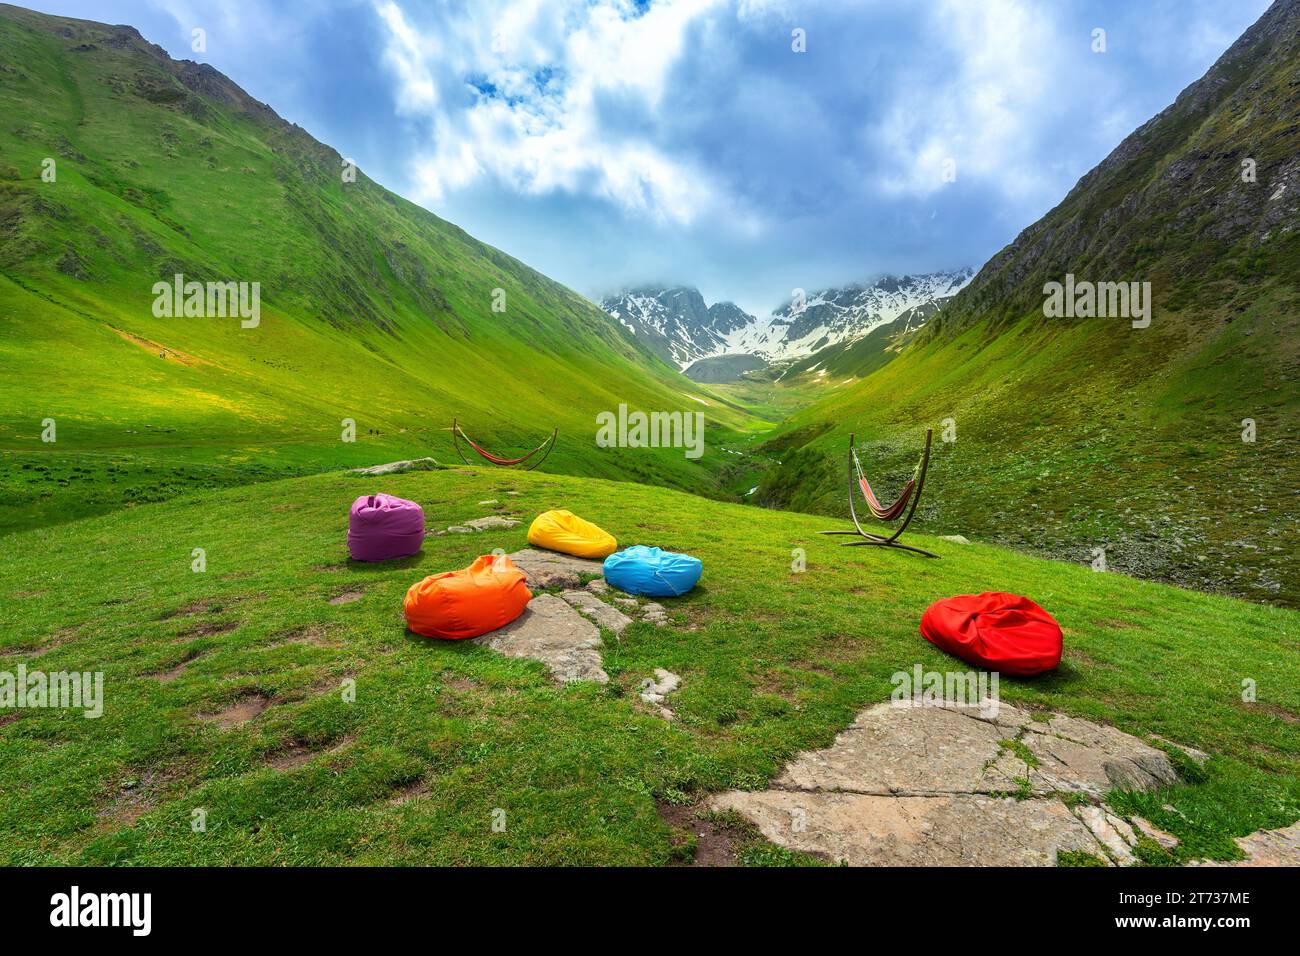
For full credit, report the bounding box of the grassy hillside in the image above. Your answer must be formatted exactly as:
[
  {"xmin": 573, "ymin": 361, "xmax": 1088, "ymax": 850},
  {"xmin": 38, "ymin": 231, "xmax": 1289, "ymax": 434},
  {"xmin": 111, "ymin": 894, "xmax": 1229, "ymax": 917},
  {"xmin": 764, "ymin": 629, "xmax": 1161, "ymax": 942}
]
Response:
[
  {"xmin": 1, "ymin": 466, "xmax": 1297, "ymax": 865},
  {"xmin": 0, "ymin": 4, "xmax": 757, "ymax": 534},
  {"xmin": 755, "ymin": 0, "xmax": 1300, "ymax": 606}
]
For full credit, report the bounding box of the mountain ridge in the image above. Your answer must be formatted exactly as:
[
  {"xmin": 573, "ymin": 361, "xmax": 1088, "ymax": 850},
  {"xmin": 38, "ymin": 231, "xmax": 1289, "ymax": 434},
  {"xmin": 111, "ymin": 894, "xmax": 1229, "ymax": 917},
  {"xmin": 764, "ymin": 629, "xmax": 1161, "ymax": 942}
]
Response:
[{"xmin": 601, "ymin": 268, "xmax": 972, "ymax": 372}]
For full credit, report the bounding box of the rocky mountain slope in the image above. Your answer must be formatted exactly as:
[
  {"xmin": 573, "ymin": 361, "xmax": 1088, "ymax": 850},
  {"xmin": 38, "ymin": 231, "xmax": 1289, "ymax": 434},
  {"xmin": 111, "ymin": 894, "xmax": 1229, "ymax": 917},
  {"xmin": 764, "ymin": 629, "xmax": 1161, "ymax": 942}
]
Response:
[
  {"xmin": 602, "ymin": 270, "xmax": 971, "ymax": 371},
  {"xmin": 731, "ymin": 270, "xmax": 973, "ymax": 362},
  {"xmin": 600, "ymin": 286, "xmax": 756, "ymax": 368}
]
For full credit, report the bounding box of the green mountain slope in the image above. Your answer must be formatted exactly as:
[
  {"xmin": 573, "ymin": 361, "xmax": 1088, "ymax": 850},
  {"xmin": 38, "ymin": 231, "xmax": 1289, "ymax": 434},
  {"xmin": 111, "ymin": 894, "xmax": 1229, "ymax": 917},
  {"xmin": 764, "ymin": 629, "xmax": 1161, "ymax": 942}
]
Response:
[
  {"xmin": 0, "ymin": 4, "xmax": 755, "ymax": 533},
  {"xmin": 755, "ymin": 0, "xmax": 1300, "ymax": 606},
  {"xmin": 1, "ymin": 466, "xmax": 1295, "ymax": 864}
]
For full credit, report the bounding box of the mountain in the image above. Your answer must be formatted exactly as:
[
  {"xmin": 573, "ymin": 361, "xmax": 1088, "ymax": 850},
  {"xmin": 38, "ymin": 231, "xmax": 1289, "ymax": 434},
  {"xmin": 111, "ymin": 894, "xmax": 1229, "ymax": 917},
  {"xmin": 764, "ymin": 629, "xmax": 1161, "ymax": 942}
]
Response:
[
  {"xmin": 600, "ymin": 286, "xmax": 756, "ymax": 368},
  {"xmin": 602, "ymin": 270, "xmax": 972, "ymax": 372},
  {"xmin": 0, "ymin": 4, "xmax": 756, "ymax": 533},
  {"xmin": 780, "ymin": 298, "xmax": 950, "ymax": 381},
  {"xmin": 682, "ymin": 353, "xmax": 768, "ymax": 384},
  {"xmin": 730, "ymin": 270, "xmax": 973, "ymax": 362},
  {"xmin": 753, "ymin": 0, "xmax": 1300, "ymax": 606}
]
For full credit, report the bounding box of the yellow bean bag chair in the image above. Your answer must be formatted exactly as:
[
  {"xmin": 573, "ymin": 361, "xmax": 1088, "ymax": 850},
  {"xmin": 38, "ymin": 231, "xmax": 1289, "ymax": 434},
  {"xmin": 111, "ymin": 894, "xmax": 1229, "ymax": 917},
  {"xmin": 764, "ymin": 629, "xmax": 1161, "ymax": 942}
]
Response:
[{"xmin": 527, "ymin": 509, "xmax": 617, "ymax": 560}]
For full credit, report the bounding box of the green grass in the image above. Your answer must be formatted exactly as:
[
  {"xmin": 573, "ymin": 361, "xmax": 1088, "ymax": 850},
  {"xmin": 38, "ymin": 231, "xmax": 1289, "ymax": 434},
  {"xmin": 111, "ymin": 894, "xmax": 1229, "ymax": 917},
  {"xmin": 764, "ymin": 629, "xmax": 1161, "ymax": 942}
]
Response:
[
  {"xmin": 1, "ymin": 465, "xmax": 1296, "ymax": 865},
  {"xmin": 703, "ymin": 375, "xmax": 840, "ymax": 424},
  {"xmin": 0, "ymin": 7, "xmax": 762, "ymax": 535}
]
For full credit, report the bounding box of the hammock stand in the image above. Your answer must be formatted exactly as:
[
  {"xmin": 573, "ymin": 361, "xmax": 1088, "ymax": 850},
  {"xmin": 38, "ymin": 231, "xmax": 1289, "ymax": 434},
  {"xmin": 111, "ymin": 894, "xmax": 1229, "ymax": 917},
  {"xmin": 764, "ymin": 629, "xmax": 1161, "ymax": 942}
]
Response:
[
  {"xmin": 819, "ymin": 429, "xmax": 938, "ymax": 558},
  {"xmin": 451, "ymin": 418, "xmax": 557, "ymax": 471}
]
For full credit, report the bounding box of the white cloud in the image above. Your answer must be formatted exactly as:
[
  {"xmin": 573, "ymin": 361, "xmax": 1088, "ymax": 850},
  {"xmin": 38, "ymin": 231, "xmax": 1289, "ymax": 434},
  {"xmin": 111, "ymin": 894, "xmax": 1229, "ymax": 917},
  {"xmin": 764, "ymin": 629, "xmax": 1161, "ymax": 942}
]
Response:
[
  {"xmin": 869, "ymin": 0, "xmax": 1060, "ymax": 205},
  {"xmin": 373, "ymin": 0, "xmax": 751, "ymax": 227},
  {"xmin": 374, "ymin": 1, "xmax": 440, "ymax": 111}
]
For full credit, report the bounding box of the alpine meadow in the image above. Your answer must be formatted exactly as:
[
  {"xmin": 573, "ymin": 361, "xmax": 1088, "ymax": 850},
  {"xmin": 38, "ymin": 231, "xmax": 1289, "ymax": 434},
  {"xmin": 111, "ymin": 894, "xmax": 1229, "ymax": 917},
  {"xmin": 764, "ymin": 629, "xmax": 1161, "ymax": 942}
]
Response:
[{"xmin": 0, "ymin": 0, "xmax": 1297, "ymax": 902}]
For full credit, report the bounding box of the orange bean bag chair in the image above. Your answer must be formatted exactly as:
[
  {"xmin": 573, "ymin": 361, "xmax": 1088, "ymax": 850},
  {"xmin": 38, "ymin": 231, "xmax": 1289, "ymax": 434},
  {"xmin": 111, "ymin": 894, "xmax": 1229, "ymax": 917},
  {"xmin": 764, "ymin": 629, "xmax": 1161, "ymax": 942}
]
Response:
[
  {"xmin": 920, "ymin": 592, "xmax": 1062, "ymax": 677},
  {"xmin": 403, "ymin": 554, "xmax": 532, "ymax": 640},
  {"xmin": 527, "ymin": 509, "xmax": 617, "ymax": 559}
]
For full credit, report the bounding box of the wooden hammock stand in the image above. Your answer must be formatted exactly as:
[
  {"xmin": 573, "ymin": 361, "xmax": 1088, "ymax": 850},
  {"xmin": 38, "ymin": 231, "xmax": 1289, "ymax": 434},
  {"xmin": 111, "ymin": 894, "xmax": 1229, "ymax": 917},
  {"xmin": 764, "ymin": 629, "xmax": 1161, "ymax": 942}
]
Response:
[{"xmin": 819, "ymin": 429, "xmax": 938, "ymax": 558}]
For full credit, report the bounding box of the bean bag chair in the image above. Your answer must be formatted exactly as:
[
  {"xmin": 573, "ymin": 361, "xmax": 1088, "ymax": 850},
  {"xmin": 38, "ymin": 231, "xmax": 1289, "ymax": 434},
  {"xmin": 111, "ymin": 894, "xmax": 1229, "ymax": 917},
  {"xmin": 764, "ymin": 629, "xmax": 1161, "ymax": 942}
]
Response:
[
  {"xmin": 527, "ymin": 509, "xmax": 617, "ymax": 560},
  {"xmin": 604, "ymin": 546, "xmax": 702, "ymax": 598},
  {"xmin": 347, "ymin": 493, "xmax": 425, "ymax": 562},
  {"xmin": 404, "ymin": 554, "xmax": 532, "ymax": 640},
  {"xmin": 920, "ymin": 592, "xmax": 1062, "ymax": 677}
]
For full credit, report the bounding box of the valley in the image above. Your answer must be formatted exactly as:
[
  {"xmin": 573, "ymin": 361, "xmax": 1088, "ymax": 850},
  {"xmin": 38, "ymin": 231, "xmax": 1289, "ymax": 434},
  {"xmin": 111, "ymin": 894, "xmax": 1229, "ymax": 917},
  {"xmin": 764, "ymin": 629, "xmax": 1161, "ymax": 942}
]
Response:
[
  {"xmin": 0, "ymin": 0, "xmax": 1296, "ymax": 877},
  {"xmin": 0, "ymin": 5, "xmax": 762, "ymax": 533}
]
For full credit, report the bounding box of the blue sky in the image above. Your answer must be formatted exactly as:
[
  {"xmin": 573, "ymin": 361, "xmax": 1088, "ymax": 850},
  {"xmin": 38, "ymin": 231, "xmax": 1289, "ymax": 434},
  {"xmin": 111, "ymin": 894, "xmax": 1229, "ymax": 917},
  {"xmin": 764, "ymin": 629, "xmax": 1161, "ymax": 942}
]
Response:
[{"xmin": 31, "ymin": 0, "xmax": 1271, "ymax": 315}]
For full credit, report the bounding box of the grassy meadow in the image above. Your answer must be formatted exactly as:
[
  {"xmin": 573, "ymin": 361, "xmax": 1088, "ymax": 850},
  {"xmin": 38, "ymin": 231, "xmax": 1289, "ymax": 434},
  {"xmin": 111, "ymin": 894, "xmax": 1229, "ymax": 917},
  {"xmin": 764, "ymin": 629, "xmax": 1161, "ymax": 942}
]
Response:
[{"xmin": 1, "ymin": 465, "xmax": 1296, "ymax": 865}]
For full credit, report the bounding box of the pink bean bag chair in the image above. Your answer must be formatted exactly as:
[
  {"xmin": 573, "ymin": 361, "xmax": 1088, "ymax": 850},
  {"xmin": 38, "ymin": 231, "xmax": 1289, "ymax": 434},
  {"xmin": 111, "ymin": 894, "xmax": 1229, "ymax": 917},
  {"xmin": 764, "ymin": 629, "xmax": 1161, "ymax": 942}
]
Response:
[{"xmin": 347, "ymin": 494, "xmax": 425, "ymax": 562}]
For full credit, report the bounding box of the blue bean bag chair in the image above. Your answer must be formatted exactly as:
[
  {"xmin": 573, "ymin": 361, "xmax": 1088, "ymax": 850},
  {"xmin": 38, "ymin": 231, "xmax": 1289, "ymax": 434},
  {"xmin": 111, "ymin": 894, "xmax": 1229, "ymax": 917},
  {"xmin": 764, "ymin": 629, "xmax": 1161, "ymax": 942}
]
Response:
[{"xmin": 603, "ymin": 546, "xmax": 702, "ymax": 597}]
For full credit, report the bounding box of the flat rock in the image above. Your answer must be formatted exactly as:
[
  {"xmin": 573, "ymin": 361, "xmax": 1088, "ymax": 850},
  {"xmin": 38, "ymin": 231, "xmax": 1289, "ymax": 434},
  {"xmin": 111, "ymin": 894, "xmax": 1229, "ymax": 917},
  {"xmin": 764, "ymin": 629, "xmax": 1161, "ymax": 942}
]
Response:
[
  {"xmin": 939, "ymin": 534, "xmax": 971, "ymax": 545},
  {"xmin": 507, "ymin": 548, "xmax": 604, "ymax": 590},
  {"xmin": 649, "ymin": 668, "xmax": 680, "ymax": 694},
  {"xmin": 772, "ymin": 701, "xmax": 1023, "ymax": 796},
  {"xmin": 473, "ymin": 593, "xmax": 607, "ymax": 684},
  {"xmin": 709, "ymin": 790, "xmax": 1104, "ymax": 867},
  {"xmin": 1021, "ymin": 713, "xmax": 1180, "ymax": 795},
  {"xmin": 711, "ymin": 699, "xmax": 1185, "ymax": 866},
  {"xmin": 1194, "ymin": 822, "xmax": 1300, "ymax": 867},
  {"xmin": 560, "ymin": 590, "xmax": 633, "ymax": 635},
  {"xmin": 351, "ymin": 457, "xmax": 438, "ymax": 476},
  {"xmin": 463, "ymin": 515, "xmax": 520, "ymax": 531},
  {"xmin": 768, "ymin": 700, "xmax": 1175, "ymax": 800}
]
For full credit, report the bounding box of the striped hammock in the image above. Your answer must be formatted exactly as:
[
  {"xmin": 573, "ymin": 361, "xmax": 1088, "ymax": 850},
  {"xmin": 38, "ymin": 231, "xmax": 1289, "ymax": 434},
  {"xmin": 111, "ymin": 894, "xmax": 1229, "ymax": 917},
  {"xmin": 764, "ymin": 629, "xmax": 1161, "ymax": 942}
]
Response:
[{"xmin": 452, "ymin": 419, "xmax": 557, "ymax": 470}]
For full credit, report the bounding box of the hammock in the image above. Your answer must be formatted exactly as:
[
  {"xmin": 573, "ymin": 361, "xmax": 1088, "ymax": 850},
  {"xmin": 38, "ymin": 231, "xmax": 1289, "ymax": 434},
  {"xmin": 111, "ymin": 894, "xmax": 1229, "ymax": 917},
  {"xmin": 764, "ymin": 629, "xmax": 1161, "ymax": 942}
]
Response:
[
  {"xmin": 854, "ymin": 445, "xmax": 917, "ymax": 522},
  {"xmin": 820, "ymin": 430, "xmax": 937, "ymax": 558},
  {"xmin": 451, "ymin": 419, "xmax": 557, "ymax": 470}
]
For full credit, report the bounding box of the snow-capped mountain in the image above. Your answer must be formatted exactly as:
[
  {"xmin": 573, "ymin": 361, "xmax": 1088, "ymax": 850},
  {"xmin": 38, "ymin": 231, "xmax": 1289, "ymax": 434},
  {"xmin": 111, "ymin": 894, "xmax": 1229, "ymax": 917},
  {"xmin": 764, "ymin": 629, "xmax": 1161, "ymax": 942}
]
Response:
[
  {"xmin": 727, "ymin": 270, "xmax": 974, "ymax": 362},
  {"xmin": 601, "ymin": 270, "xmax": 973, "ymax": 370},
  {"xmin": 600, "ymin": 287, "xmax": 756, "ymax": 369}
]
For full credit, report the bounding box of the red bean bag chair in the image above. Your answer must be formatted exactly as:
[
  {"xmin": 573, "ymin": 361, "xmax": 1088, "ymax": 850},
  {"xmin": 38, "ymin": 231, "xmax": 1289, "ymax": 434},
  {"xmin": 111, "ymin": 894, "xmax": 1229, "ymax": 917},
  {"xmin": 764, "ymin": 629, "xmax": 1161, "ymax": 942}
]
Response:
[
  {"xmin": 404, "ymin": 554, "xmax": 532, "ymax": 640},
  {"xmin": 920, "ymin": 592, "xmax": 1062, "ymax": 676}
]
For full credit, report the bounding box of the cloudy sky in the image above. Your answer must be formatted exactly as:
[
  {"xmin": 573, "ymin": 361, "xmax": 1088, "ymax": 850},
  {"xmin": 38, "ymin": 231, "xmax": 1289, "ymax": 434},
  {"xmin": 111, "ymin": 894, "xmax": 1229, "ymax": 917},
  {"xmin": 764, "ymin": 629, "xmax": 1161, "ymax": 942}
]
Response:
[{"xmin": 31, "ymin": 0, "xmax": 1270, "ymax": 315}]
